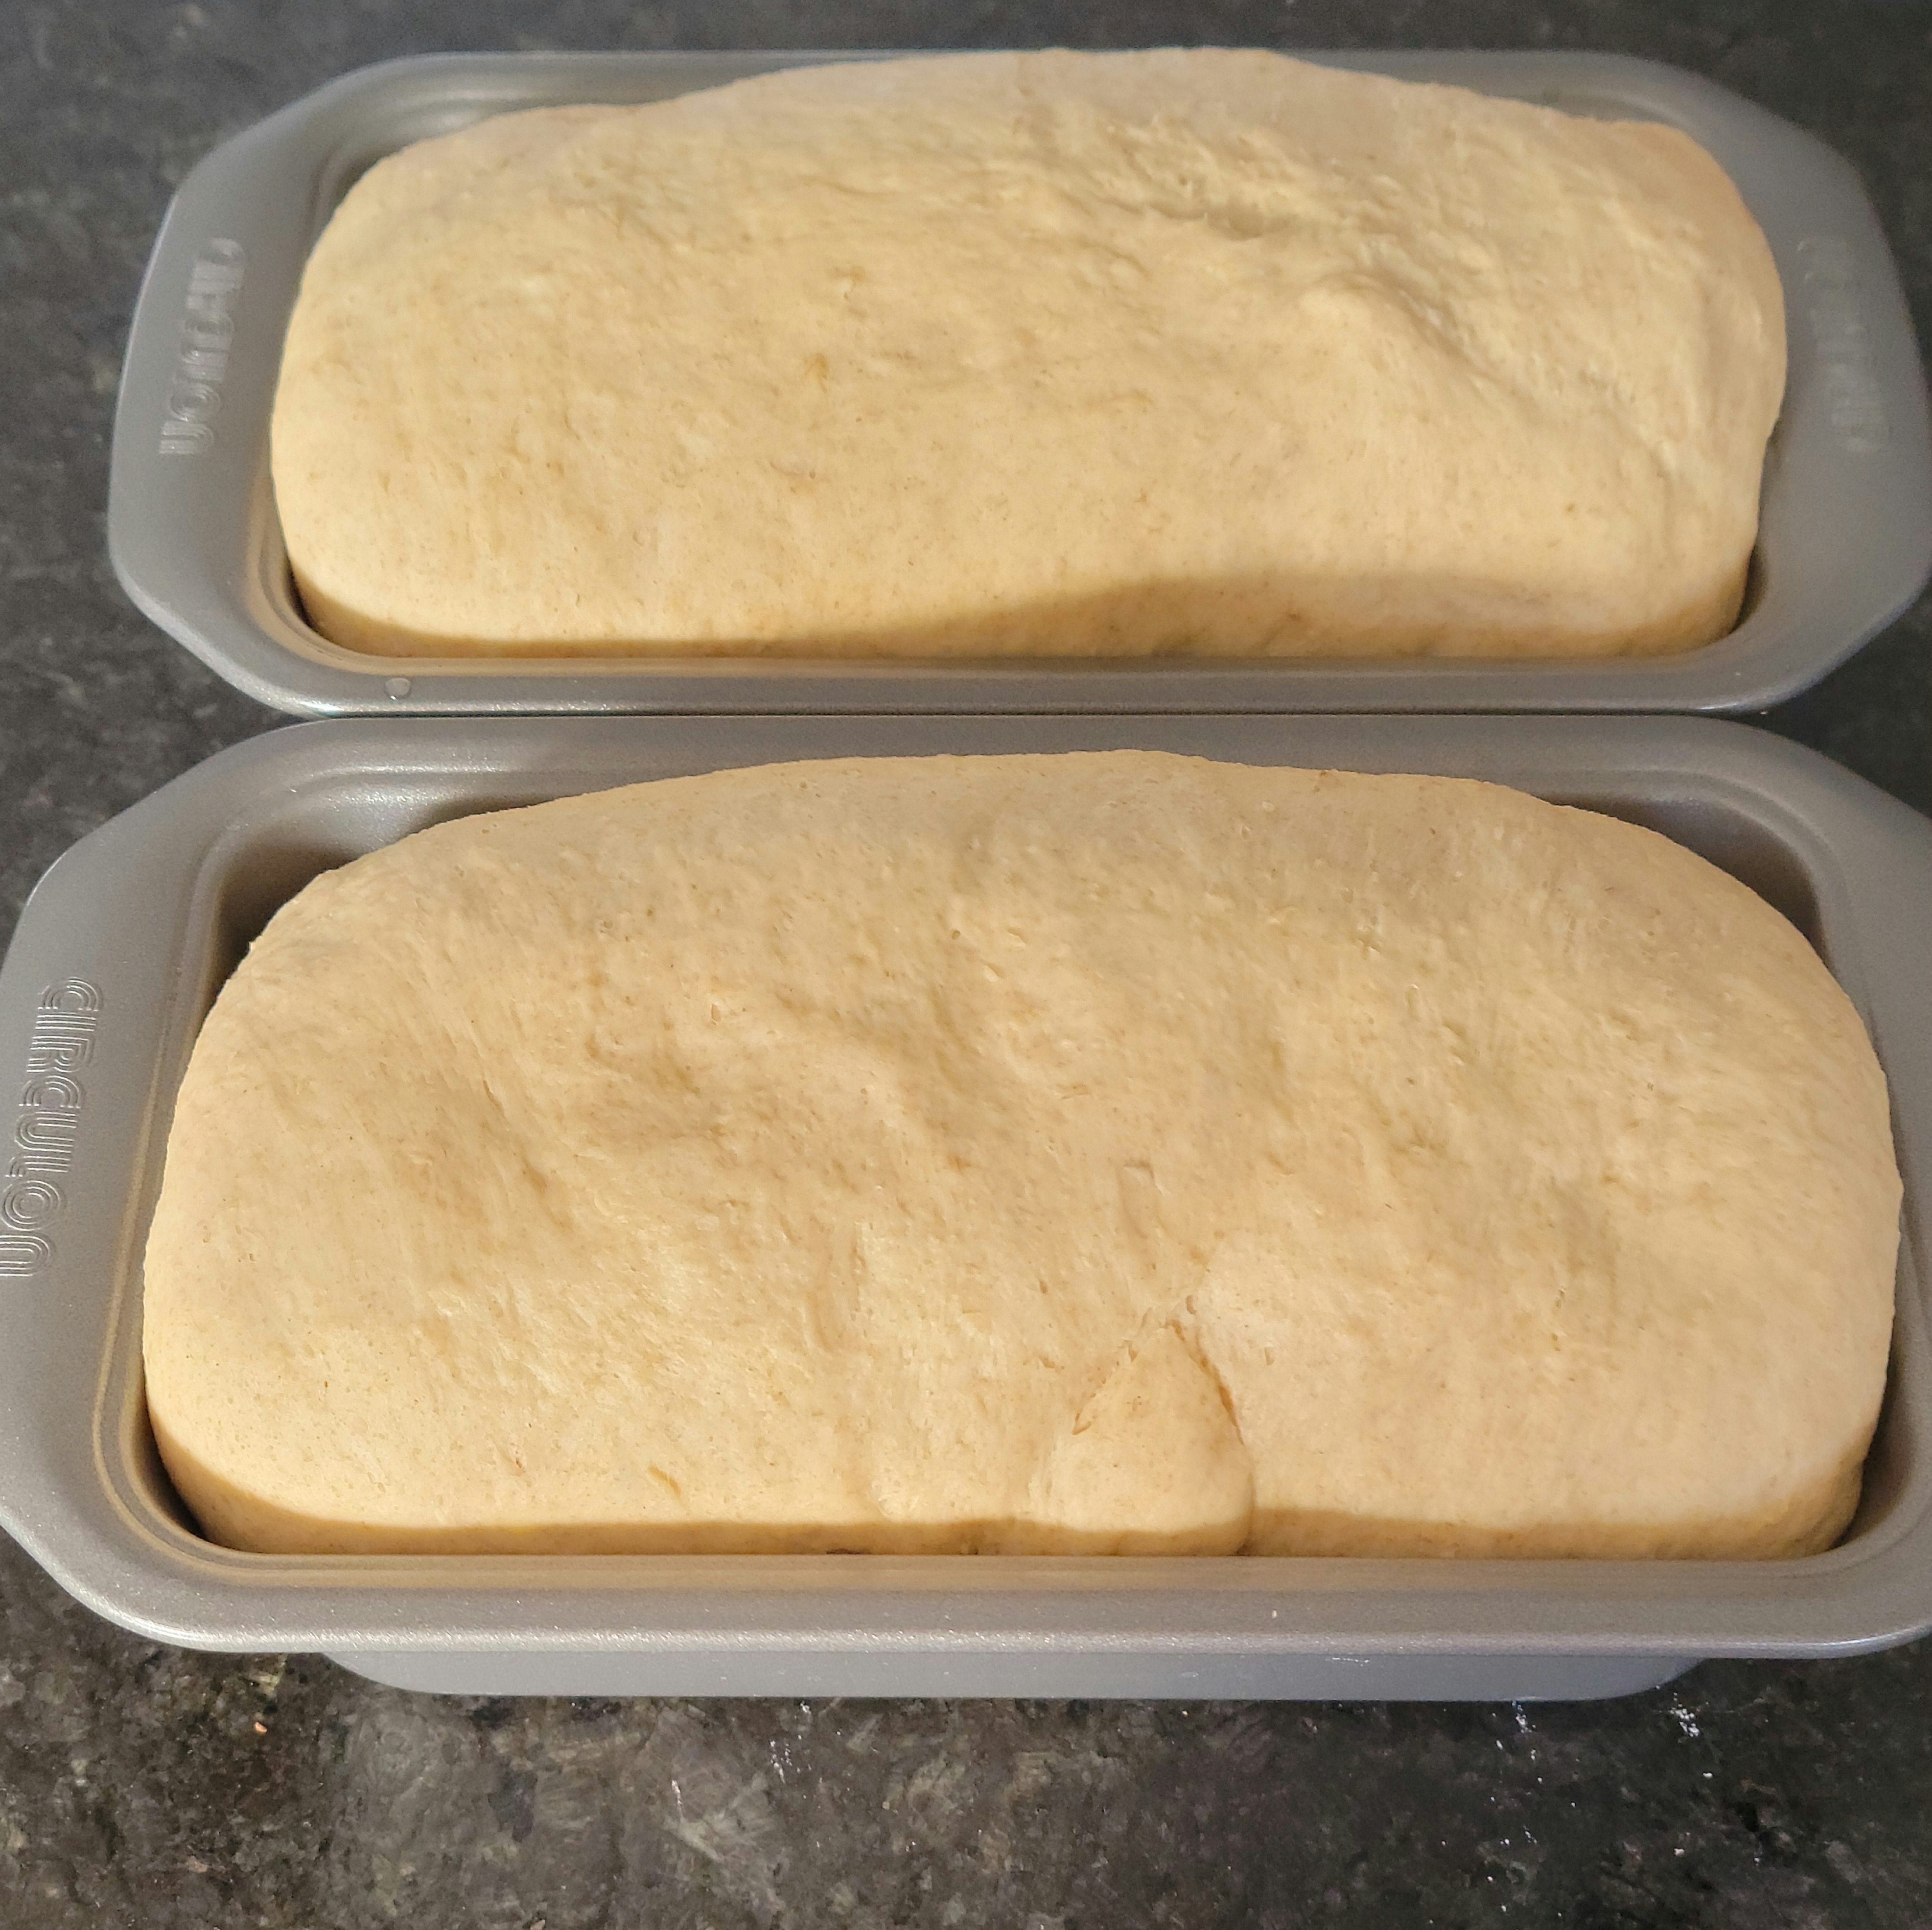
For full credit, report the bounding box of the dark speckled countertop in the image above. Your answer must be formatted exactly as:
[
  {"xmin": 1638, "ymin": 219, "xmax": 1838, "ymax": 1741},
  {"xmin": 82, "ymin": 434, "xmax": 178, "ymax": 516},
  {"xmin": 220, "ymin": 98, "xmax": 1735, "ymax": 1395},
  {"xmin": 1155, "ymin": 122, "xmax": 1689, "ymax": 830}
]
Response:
[{"xmin": 4, "ymin": 4, "xmax": 1932, "ymax": 1925}]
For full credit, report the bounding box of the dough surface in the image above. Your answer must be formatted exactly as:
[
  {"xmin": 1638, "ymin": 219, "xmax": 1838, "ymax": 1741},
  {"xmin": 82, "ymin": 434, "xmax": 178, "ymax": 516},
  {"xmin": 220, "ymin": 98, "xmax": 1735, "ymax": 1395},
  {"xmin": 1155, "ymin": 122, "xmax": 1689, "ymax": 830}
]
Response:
[
  {"xmin": 142, "ymin": 753, "xmax": 1899, "ymax": 1559},
  {"xmin": 270, "ymin": 49, "xmax": 1785, "ymax": 660}
]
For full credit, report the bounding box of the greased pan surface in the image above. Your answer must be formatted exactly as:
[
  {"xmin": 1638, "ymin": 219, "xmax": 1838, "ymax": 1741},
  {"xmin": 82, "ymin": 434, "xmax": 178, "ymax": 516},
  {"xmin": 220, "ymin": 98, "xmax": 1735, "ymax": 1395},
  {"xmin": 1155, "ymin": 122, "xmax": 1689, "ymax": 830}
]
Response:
[
  {"xmin": 107, "ymin": 51, "xmax": 1932, "ymax": 719},
  {"xmin": 0, "ymin": 714, "xmax": 1929, "ymax": 1700}
]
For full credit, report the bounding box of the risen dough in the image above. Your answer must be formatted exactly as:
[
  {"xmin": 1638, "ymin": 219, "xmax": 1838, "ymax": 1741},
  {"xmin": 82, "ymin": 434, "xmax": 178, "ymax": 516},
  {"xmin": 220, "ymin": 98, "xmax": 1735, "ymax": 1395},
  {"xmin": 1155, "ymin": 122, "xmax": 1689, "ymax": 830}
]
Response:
[
  {"xmin": 270, "ymin": 49, "xmax": 1785, "ymax": 660},
  {"xmin": 142, "ymin": 753, "xmax": 1898, "ymax": 1558}
]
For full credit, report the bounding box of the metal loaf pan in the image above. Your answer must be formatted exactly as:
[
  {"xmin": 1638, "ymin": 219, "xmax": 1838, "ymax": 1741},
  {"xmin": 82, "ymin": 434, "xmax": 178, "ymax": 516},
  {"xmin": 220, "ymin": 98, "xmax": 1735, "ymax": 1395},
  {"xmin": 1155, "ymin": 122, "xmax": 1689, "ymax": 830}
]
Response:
[
  {"xmin": 107, "ymin": 50, "xmax": 1932, "ymax": 719},
  {"xmin": 1, "ymin": 713, "xmax": 1930, "ymax": 1701}
]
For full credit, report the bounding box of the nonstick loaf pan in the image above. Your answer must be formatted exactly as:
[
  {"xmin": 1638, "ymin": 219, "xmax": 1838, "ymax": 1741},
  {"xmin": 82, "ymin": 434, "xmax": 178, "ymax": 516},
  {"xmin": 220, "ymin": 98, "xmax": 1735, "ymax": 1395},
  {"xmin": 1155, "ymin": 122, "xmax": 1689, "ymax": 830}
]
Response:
[
  {"xmin": 106, "ymin": 50, "xmax": 1932, "ymax": 719},
  {"xmin": 0, "ymin": 712, "xmax": 1928, "ymax": 1700}
]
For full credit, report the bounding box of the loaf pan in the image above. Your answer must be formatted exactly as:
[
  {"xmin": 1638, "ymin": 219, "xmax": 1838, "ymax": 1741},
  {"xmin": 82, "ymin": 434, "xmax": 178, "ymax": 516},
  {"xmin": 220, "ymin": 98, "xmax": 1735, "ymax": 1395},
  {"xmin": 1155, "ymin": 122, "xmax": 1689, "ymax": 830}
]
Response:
[
  {"xmin": 106, "ymin": 50, "xmax": 1932, "ymax": 719},
  {"xmin": 1, "ymin": 713, "xmax": 1930, "ymax": 1701}
]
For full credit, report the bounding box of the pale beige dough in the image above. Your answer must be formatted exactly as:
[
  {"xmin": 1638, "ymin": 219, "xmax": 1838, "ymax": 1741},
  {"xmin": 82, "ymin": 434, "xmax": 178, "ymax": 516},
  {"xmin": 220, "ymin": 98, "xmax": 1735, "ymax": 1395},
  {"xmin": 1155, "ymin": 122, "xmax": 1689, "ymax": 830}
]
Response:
[
  {"xmin": 269, "ymin": 49, "xmax": 1785, "ymax": 661},
  {"xmin": 142, "ymin": 753, "xmax": 1898, "ymax": 1558}
]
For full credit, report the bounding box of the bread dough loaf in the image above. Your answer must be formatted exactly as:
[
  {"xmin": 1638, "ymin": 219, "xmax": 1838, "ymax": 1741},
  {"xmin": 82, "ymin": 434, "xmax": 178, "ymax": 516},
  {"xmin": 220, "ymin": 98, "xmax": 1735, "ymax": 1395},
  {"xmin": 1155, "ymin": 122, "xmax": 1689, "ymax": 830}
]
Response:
[
  {"xmin": 142, "ymin": 753, "xmax": 1898, "ymax": 1559},
  {"xmin": 270, "ymin": 50, "xmax": 1785, "ymax": 661}
]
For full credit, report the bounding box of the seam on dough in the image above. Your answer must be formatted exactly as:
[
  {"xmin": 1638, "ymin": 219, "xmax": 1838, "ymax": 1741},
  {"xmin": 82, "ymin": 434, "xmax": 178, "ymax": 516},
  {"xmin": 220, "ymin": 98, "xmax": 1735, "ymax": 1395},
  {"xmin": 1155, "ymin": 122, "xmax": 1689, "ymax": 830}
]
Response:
[
  {"xmin": 1066, "ymin": 1318, "xmax": 1159, "ymax": 1437},
  {"xmin": 1166, "ymin": 1313, "xmax": 1248, "ymax": 1451}
]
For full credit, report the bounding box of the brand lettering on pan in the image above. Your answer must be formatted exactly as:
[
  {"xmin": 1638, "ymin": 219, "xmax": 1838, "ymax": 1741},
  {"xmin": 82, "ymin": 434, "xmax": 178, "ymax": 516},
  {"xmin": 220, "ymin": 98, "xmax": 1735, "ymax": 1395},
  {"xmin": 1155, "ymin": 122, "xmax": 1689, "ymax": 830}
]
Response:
[
  {"xmin": 158, "ymin": 239, "xmax": 245, "ymax": 456},
  {"xmin": 1797, "ymin": 236, "xmax": 1889, "ymax": 454},
  {"xmin": 0, "ymin": 981, "xmax": 100, "ymax": 1278}
]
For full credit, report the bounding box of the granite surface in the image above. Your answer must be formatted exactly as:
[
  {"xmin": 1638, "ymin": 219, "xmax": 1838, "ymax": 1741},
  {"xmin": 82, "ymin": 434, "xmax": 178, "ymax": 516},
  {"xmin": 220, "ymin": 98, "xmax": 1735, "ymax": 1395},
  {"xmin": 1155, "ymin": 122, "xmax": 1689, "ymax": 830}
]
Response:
[{"xmin": 3, "ymin": 2, "xmax": 1932, "ymax": 1924}]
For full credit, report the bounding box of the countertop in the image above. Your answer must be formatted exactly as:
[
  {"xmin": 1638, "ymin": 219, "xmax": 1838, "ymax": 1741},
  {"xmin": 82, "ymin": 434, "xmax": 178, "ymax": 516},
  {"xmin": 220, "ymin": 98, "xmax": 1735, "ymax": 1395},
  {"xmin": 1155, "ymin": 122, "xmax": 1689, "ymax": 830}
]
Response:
[{"xmin": 3, "ymin": 3, "xmax": 1930, "ymax": 1924}]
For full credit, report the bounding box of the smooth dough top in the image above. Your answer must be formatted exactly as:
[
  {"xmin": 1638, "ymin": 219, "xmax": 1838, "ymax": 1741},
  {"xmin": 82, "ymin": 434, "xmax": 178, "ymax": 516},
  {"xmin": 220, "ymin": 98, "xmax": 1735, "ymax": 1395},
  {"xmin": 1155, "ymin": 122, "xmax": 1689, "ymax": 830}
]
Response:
[
  {"xmin": 142, "ymin": 753, "xmax": 1898, "ymax": 1559},
  {"xmin": 269, "ymin": 49, "xmax": 1786, "ymax": 661}
]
